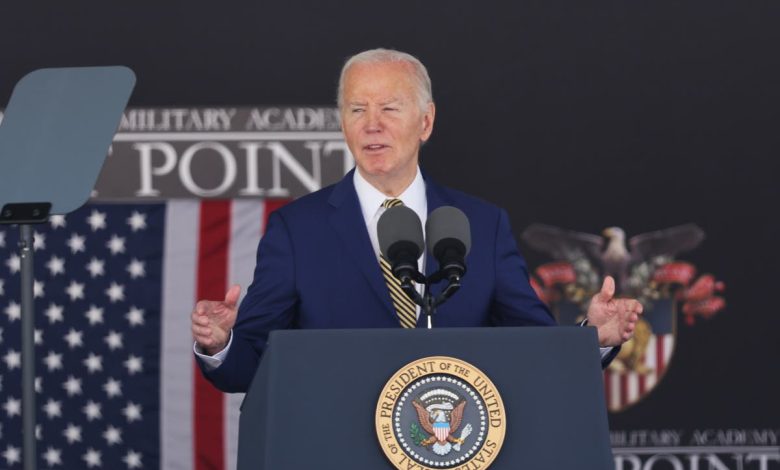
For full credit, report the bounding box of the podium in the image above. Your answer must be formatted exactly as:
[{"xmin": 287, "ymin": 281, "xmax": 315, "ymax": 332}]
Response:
[{"xmin": 237, "ymin": 327, "xmax": 613, "ymax": 469}]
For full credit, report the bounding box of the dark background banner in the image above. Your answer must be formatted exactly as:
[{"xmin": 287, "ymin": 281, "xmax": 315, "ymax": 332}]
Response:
[{"xmin": 1, "ymin": 2, "xmax": 778, "ymax": 468}]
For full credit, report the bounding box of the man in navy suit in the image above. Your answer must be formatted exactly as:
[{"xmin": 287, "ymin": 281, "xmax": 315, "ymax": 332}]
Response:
[{"xmin": 192, "ymin": 49, "xmax": 642, "ymax": 393}]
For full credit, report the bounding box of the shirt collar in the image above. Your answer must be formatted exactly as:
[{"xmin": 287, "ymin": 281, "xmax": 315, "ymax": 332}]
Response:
[{"xmin": 353, "ymin": 167, "xmax": 427, "ymax": 224}]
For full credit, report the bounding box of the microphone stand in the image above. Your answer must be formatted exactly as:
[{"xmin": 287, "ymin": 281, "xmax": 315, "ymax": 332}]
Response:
[{"xmin": 400, "ymin": 270, "xmax": 462, "ymax": 329}]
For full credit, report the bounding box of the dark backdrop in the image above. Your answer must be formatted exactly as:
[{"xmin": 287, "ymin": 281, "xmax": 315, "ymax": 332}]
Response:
[{"xmin": 2, "ymin": 0, "xmax": 778, "ymax": 444}]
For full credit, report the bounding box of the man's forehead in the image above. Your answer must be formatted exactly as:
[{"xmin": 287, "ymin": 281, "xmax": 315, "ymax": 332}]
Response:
[{"xmin": 343, "ymin": 62, "xmax": 417, "ymax": 95}]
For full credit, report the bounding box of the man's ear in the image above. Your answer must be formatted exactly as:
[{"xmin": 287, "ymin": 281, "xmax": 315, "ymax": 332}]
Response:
[{"xmin": 420, "ymin": 102, "xmax": 436, "ymax": 142}]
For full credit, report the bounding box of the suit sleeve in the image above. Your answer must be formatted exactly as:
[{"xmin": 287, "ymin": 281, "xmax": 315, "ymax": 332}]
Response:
[
  {"xmin": 198, "ymin": 210, "xmax": 298, "ymax": 393},
  {"xmin": 490, "ymin": 208, "xmax": 557, "ymax": 327}
]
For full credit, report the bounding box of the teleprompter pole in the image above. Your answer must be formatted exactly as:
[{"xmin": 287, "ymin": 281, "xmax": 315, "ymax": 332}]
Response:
[{"xmin": 20, "ymin": 225, "xmax": 36, "ymax": 470}]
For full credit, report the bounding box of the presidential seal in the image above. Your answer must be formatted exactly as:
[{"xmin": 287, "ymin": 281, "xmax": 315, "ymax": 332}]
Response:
[{"xmin": 375, "ymin": 356, "xmax": 506, "ymax": 470}]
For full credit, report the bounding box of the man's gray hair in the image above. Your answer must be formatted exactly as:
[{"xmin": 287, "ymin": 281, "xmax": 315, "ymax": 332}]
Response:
[{"xmin": 337, "ymin": 48, "xmax": 433, "ymax": 111}]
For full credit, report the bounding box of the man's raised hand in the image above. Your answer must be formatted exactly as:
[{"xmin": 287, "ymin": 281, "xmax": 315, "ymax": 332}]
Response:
[
  {"xmin": 192, "ymin": 284, "xmax": 241, "ymax": 355},
  {"xmin": 586, "ymin": 276, "xmax": 643, "ymax": 347}
]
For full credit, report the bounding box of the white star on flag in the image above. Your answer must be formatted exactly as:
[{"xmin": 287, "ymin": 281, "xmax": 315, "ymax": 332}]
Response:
[
  {"xmin": 66, "ymin": 233, "xmax": 86, "ymax": 254},
  {"xmin": 43, "ymin": 399, "xmax": 63, "ymax": 419},
  {"xmin": 33, "ymin": 231, "xmax": 46, "ymax": 251},
  {"xmin": 123, "ymin": 355, "xmax": 143, "ymax": 375},
  {"xmin": 123, "ymin": 450, "xmax": 142, "ymax": 469},
  {"xmin": 6, "ymin": 254, "xmax": 20, "ymax": 274},
  {"xmin": 83, "ymin": 353, "xmax": 103, "ymax": 373},
  {"xmin": 63, "ymin": 423, "xmax": 82, "ymax": 444},
  {"xmin": 46, "ymin": 255, "xmax": 66, "ymax": 276},
  {"xmin": 63, "ymin": 328, "xmax": 84, "ymax": 348},
  {"xmin": 122, "ymin": 402, "xmax": 142, "ymax": 423},
  {"xmin": 82, "ymin": 448, "xmax": 102, "ymax": 468},
  {"xmin": 102, "ymin": 425, "xmax": 122, "ymax": 446},
  {"xmin": 65, "ymin": 280, "xmax": 85, "ymax": 301},
  {"xmin": 126, "ymin": 259, "xmax": 145, "ymax": 279},
  {"xmin": 49, "ymin": 214, "xmax": 67, "ymax": 229},
  {"xmin": 44, "ymin": 351, "xmax": 64, "ymax": 371},
  {"xmin": 87, "ymin": 210, "xmax": 107, "ymax": 232},
  {"xmin": 43, "ymin": 447, "xmax": 63, "ymax": 466},
  {"xmin": 106, "ymin": 235, "xmax": 126, "ymax": 255},
  {"xmin": 85, "ymin": 305, "xmax": 104, "ymax": 325},
  {"xmin": 105, "ymin": 282, "xmax": 125, "ymax": 303},
  {"xmin": 4, "ymin": 301, "xmax": 21, "ymax": 321},
  {"xmin": 34, "ymin": 279, "xmax": 45, "ymax": 298},
  {"xmin": 63, "ymin": 376, "xmax": 83, "ymax": 396},
  {"xmin": 83, "ymin": 401, "xmax": 102, "ymax": 421},
  {"xmin": 126, "ymin": 211, "xmax": 147, "ymax": 232},
  {"xmin": 103, "ymin": 378, "xmax": 123, "ymax": 398},
  {"xmin": 86, "ymin": 257, "xmax": 106, "ymax": 278},
  {"xmin": 3, "ymin": 349, "xmax": 20, "ymax": 369},
  {"xmin": 3, "ymin": 397, "xmax": 21, "ymax": 418},
  {"xmin": 124, "ymin": 307, "xmax": 144, "ymax": 327},
  {"xmin": 2, "ymin": 445, "xmax": 21, "ymax": 465},
  {"xmin": 104, "ymin": 331, "xmax": 123, "ymax": 350},
  {"xmin": 45, "ymin": 302, "xmax": 65, "ymax": 324}
]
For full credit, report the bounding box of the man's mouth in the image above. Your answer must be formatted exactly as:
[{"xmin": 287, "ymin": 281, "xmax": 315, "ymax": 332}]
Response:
[{"xmin": 364, "ymin": 144, "xmax": 389, "ymax": 151}]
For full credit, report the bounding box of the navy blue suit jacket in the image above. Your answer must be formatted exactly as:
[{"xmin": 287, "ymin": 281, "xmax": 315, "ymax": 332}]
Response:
[{"xmin": 202, "ymin": 170, "xmax": 556, "ymax": 392}]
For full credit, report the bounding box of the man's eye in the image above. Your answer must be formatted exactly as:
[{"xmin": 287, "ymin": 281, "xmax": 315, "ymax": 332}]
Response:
[
  {"xmin": 383, "ymin": 107, "xmax": 399, "ymax": 112},
  {"xmin": 351, "ymin": 108, "xmax": 365, "ymax": 113}
]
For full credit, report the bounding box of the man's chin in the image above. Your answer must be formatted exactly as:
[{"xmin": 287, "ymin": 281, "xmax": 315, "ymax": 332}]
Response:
[{"xmin": 356, "ymin": 161, "xmax": 393, "ymax": 178}]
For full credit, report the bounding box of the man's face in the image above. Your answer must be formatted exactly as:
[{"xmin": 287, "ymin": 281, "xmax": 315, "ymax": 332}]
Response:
[{"xmin": 340, "ymin": 61, "xmax": 435, "ymax": 191}]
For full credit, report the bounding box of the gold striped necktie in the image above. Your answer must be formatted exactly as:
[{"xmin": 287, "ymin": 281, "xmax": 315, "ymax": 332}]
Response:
[{"xmin": 379, "ymin": 198, "xmax": 417, "ymax": 328}]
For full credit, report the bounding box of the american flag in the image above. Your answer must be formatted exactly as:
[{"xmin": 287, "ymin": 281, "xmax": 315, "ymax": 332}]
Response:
[{"xmin": 0, "ymin": 199, "xmax": 286, "ymax": 469}]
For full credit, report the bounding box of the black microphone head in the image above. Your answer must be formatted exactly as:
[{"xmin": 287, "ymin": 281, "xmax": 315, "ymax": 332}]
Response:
[
  {"xmin": 378, "ymin": 205, "xmax": 425, "ymax": 261},
  {"xmin": 426, "ymin": 206, "xmax": 471, "ymax": 258}
]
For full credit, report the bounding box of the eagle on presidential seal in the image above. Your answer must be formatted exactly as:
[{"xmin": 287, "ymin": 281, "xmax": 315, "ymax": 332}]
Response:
[
  {"xmin": 411, "ymin": 389, "xmax": 473, "ymax": 456},
  {"xmin": 521, "ymin": 223, "xmax": 726, "ymax": 412}
]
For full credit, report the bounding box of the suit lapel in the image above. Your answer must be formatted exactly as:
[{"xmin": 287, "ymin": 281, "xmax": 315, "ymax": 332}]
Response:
[{"xmin": 328, "ymin": 170, "xmax": 396, "ymax": 319}]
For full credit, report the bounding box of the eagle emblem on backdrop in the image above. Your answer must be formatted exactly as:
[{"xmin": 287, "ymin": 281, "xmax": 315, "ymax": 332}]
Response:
[{"xmin": 521, "ymin": 223, "xmax": 726, "ymax": 412}]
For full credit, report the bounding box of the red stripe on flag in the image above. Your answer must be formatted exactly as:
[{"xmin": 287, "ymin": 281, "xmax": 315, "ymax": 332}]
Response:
[
  {"xmin": 638, "ymin": 374, "xmax": 646, "ymax": 396},
  {"xmin": 656, "ymin": 336, "xmax": 666, "ymax": 376},
  {"xmin": 194, "ymin": 201, "xmax": 231, "ymax": 470}
]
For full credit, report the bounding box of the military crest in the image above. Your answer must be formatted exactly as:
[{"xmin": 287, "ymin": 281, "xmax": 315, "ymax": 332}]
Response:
[
  {"xmin": 521, "ymin": 223, "xmax": 726, "ymax": 412},
  {"xmin": 376, "ymin": 357, "xmax": 505, "ymax": 469}
]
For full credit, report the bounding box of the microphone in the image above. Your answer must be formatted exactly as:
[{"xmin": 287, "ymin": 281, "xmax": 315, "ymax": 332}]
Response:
[
  {"xmin": 377, "ymin": 205, "xmax": 425, "ymax": 283},
  {"xmin": 426, "ymin": 207, "xmax": 471, "ymax": 282}
]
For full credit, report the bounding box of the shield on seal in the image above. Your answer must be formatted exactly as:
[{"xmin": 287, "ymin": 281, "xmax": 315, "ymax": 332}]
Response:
[{"xmin": 433, "ymin": 422, "xmax": 450, "ymax": 442}]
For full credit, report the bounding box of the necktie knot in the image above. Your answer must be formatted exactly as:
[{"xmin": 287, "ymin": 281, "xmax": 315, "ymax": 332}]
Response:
[{"xmin": 382, "ymin": 198, "xmax": 404, "ymax": 209}]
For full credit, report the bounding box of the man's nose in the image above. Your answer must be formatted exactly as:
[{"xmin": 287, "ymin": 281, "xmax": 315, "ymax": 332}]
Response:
[{"xmin": 364, "ymin": 108, "xmax": 382, "ymax": 132}]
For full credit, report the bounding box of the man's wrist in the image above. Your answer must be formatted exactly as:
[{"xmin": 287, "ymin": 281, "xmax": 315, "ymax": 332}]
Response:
[
  {"xmin": 197, "ymin": 331, "xmax": 232, "ymax": 357},
  {"xmin": 202, "ymin": 343, "xmax": 225, "ymax": 356}
]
